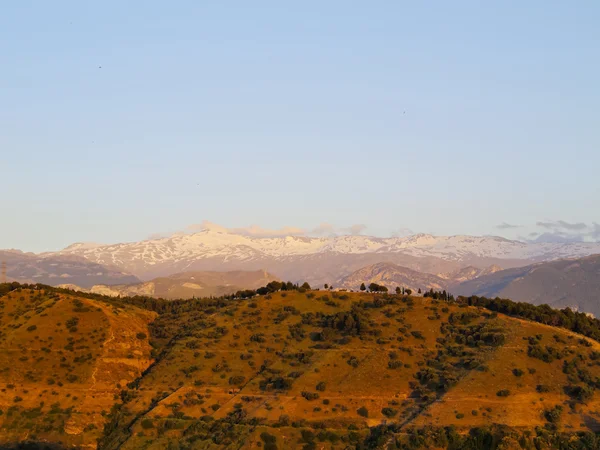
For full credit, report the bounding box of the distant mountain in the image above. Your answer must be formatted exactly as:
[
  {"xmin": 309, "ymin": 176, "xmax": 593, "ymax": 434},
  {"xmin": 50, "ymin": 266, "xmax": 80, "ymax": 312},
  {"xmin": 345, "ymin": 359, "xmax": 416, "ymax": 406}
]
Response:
[
  {"xmin": 0, "ymin": 250, "xmax": 139, "ymax": 288},
  {"xmin": 338, "ymin": 262, "xmax": 449, "ymax": 292},
  {"xmin": 48, "ymin": 230, "xmax": 600, "ymax": 285},
  {"xmin": 69, "ymin": 269, "xmax": 279, "ymax": 300},
  {"xmin": 454, "ymin": 254, "xmax": 600, "ymax": 317},
  {"xmin": 441, "ymin": 264, "xmax": 503, "ymax": 283}
]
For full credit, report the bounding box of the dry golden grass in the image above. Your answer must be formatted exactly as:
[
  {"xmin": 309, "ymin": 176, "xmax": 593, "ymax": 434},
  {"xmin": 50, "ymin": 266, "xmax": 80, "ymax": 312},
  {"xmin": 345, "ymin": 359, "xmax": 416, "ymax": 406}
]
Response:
[
  {"xmin": 113, "ymin": 290, "xmax": 600, "ymax": 449},
  {"xmin": 4, "ymin": 287, "xmax": 600, "ymax": 449},
  {"xmin": 0, "ymin": 287, "xmax": 155, "ymax": 448}
]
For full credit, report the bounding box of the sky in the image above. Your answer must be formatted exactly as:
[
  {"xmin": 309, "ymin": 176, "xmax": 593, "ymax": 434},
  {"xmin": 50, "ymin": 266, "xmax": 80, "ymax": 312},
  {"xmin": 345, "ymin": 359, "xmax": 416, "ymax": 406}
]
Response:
[{"xmin": 2, "ymin": 1, "xmax": 599, "ymax": 252}]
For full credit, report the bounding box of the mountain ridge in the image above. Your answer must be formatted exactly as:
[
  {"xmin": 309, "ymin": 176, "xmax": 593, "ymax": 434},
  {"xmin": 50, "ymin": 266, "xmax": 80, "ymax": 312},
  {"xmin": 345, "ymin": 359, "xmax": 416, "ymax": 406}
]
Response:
[
  {"xmin": 60, "ymin": 269, "xmax": 280, "ymax": 300},
  {"xmin": 42, "ymin": 229, "xmax": 600, "ymax": 285},
  {"xmin": 454, "ymin": 253, "xmax": 600, "ymax": 317}
]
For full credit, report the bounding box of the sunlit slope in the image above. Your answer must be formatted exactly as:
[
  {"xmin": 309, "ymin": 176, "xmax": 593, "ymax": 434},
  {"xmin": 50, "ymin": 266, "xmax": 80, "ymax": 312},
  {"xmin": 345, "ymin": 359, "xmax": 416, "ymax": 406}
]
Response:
[
  {"xmin": 0, "ymin": 287, "xmax": 156, "ymax": 448},
  {"xmin": 99, "ymin": 290, "xmax": 600, "ymax": 449}
]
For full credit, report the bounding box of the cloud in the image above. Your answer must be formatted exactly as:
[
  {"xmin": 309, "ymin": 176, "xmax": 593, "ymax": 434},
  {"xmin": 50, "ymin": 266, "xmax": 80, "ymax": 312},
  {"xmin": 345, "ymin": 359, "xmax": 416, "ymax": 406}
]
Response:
[
  {"xmin": 310, "ymin": 223, "xmax": 336, "ymax": 236},
  {"xmin": 341, "ymin": 224, "xmax": 367, "ymax": 235},
  {"xmin": 496, "ymin": 222, "xmax": 521, "ymax": 229},
  {"xmin": 527, "ymin": 220, "xmax": 600, "ymax": 243},
  {"xmin": 536, "ymin": 220, "xmax": 587, "ymax": 231},
  {"xmin": 391, "ymin": 227, "xmax": 414, "ymax": 238},
  {"xmin": 591, "ymin": 222, "xmax": 600, "ymax": 240},
  {"xmin": 196, "ymin": 221, "xmax": 306, "ymax": 238},
  {"xmin": 150, "ymin": 221, "xmax": 370, "ymax": 240}
]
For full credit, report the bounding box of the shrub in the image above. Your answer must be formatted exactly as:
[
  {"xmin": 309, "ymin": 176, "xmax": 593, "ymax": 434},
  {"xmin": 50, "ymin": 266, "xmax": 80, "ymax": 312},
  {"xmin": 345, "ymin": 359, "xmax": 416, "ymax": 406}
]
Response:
[
  {"xmin": 260, "ymin": 431, "xmax": 278, "ymax": 450},
  {"xmin": 136, "ymin": 332, "xmax": 147, "ymax": 340},
  {"xmin": 316, "ymin": 382, "xmax": 326, "ymax": 392},
  {"xmin": 27, "ymin": 325, "xmax": 37, "ymax": 332},
  {"xmin": 565, "ymin": 384, "xmax": 594, "ymax": 402},
  {"xmin": 544, "ymin": 405, "xmax": 563, "ymax": 424},
  {"xmin": 141, "ymin": 418, "xmax": 154, "ymax": 429},
  {"xmin": 229, "ymin": 375, "xmax": 246, "ymax": 385},
  {"xmin": 388, "ymin": 360, "xmax": 403, "ymax": 369},
  {"xmin": 496, "ymin": 389, "xmax": 510, "ymax": 397},
  {"xmin": 381, "ymin": 407, "xmax": 397, "ymax": 418},
  {"xmin": 512, "ymin": 368, "xmax": 524, "ymax": 377},
  {"xmin": 357, "ymin": 406, "xmax": 369, "ymax": 418},
  {"xmin": 411, "ymin": 331, "xmax": 425, "ymax": 340},
  {"xmin": 347, "ymin": 356, "xmax": 359, "ymax": 368},
  {"xmin": 301, "ymin": 391, "xmax": 320, "ymax": 401}
]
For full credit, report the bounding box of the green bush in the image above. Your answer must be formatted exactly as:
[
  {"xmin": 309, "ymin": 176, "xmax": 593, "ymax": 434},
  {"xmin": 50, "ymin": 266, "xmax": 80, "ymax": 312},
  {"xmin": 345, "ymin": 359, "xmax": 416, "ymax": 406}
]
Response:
[{"xmin": 141, "ymin": 418, "xmax": 154, "ymax": 429}]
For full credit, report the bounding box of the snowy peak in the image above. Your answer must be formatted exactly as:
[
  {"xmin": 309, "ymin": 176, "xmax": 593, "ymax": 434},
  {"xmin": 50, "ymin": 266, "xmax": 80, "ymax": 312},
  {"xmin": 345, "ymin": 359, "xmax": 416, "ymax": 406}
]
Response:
[{"xmin": 50, "ymin": 230, "xmax": 600, "ymax": 281}]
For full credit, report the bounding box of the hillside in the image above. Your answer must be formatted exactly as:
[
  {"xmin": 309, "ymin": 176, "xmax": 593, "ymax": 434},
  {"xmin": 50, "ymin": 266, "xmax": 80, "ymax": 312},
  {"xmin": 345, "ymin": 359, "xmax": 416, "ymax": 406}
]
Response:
[
  {"xmin": 97, "ymin": 289, "xmax": 600, "ymax": 449},
  {"xmin": 441, "ymin": 264, "xmax": 503, "ymax": 283},
  {"xmin": 0, "ymin": 285, "xmax": 155, "ymax": 448},
  {"xmin": 0, "ymin": 250, "xmax": 140, "ymax": 288},
  {"xmin": 3, "ymin": 283, "xmax": 600, "ymax": 448},
  {"xmin": 88, "ymin": 270, "xmax": 280, "ymax": 300},
  {"xmin": 336, "ymin": 262, "xmax": 503, "ymax": 293},
  {"xmin": 49, "ymin": 229, "xmax": 600, "ymax": 283},
  {"xmin": 337, "ymin": 262, "xmax": 449, "ymax": 292},
  {"xmin": 455, "ymin": 254, "xmax": 600, "ymax": 317}
]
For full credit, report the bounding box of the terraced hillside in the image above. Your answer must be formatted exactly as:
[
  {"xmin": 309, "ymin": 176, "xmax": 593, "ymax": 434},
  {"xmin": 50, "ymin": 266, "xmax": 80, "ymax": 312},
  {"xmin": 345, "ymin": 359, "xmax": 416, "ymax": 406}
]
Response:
[
  {"xmin": 4, "ymin": 284, "xmax": 600, "ymax": 449},
  {"xmin": 0, "ymin": 286, "xmax": 156, "ymax": 448}
]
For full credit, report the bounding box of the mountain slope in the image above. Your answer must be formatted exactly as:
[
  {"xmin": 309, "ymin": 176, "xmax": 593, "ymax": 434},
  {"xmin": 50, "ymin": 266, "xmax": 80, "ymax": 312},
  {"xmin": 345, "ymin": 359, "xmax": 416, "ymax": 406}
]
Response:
[
  {"xmin": 97, "ymin": 290, "xmax": 600, "ymax": 448},
  {"xmin": 337, "ymin": 262, "xmax": 449, "ymax": 291},
  {"xmin": 0, "ymin": 285, "xmax": 155, "ymax": 448},
  {"xmin": 88, "ymin": 269, "xmax": 280, "ymax": 299},
  {"xmin": 0, "ymin": 250, "xmax": 140, "ymax": 288},
  {"xmin": 455, "ymin": 254, "xmax": 600, "ymax": 316},
  {"xmin": 5, "ymin": 284, "xmax": 600, "ymax": 448},
  {"xmin": 48, "ymin": 230, "xmax": 600, "ymax": 284},
  {"xmin": 441, "ymin": 264, "xmax": 503, "ymax": 283}
]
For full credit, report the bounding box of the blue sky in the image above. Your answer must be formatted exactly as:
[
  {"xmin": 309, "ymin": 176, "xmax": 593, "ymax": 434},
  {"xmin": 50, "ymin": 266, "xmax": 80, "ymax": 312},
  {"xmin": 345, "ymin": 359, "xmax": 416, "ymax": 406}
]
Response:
[{"xmin": 2, "ymin": 1, "xmax": 599, "ymax": 252}]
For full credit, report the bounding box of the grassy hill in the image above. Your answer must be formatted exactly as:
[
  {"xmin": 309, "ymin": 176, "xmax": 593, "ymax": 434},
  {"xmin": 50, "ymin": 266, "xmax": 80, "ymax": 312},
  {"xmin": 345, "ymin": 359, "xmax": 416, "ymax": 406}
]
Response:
[
  {"xmin": 4, "ymin": 283, "xmax": 600, "ymax": 449},
  {"xmin": 0, "ymin": 285, "xmax": 156, "ymax": 448}
]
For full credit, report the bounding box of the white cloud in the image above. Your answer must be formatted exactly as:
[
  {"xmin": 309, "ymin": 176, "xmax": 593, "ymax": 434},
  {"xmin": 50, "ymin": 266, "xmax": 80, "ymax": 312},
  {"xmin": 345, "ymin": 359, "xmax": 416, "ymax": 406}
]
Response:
[
  {"xmin": 310, "ymin": 223, "xmax": 336, "ymax": 236},
  {"xmin": 149, "ymin": 221, "xmax": 373, "ymax": 240},
  {"xmin": 391, "ymin": 227, "xmax": 414, "ymax": 238},
  {"xmin": 193, "ymin": 221, "xmax": 306, "ymax": 237},
  {"xmin": 341, "ymin": 224, "xmax": 367, "ymax": 235},
  {"xmin": 496, "ymin": 222, "xmax": 521, "ymax": 229},
  {"xmin": 527, "ymin": 220, "xmax": 600, "ymax": 243}
]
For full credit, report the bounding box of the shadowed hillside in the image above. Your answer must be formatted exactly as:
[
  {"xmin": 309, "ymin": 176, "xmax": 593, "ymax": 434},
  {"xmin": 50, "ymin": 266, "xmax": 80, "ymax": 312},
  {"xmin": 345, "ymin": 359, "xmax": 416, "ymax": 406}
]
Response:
[
  {"xmin": 455, "ymin": 254, "xmax": 600, "ymax": 317},
  {"xmin": 0, "ymin": 250, "xmax": 140, "ymax": 288}
]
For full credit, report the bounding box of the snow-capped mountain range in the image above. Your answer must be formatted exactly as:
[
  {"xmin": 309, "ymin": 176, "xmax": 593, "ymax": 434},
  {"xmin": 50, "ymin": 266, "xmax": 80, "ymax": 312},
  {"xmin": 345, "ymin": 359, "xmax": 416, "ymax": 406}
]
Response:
[{"xmin": 46, "ymin": 229, "xmax": 600, "ymax": 285}]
